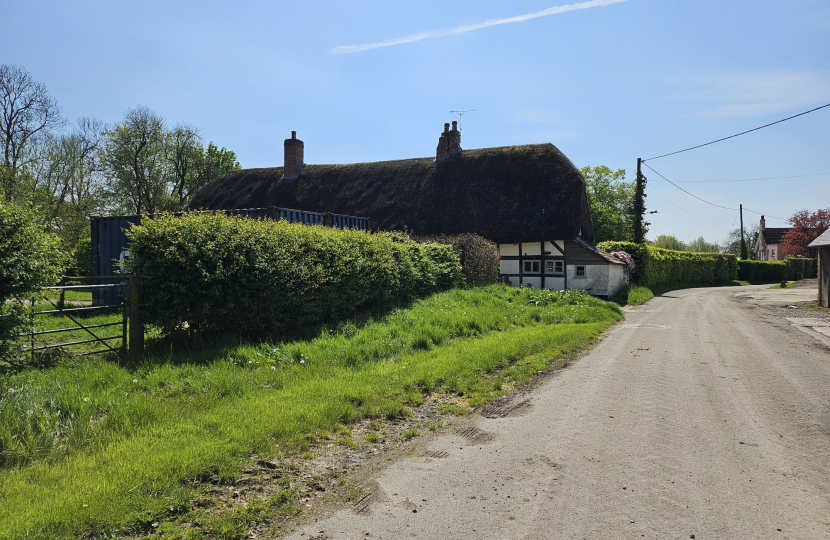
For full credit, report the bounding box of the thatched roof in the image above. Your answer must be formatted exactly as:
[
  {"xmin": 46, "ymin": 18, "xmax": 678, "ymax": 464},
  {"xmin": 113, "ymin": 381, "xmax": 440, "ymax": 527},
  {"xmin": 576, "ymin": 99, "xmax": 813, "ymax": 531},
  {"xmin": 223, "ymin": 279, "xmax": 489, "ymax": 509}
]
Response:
[{"xmin": 190, "ymin": 144, "xmax": 594, "ymax": 244}]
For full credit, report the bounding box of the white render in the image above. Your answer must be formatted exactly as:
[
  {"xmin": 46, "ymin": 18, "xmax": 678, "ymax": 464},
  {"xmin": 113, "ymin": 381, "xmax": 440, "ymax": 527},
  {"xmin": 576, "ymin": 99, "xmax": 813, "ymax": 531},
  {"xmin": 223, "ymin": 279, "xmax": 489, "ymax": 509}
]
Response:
[{"xmin": 567, "ymin": 263, "xmax": 627, "ymax": 298}]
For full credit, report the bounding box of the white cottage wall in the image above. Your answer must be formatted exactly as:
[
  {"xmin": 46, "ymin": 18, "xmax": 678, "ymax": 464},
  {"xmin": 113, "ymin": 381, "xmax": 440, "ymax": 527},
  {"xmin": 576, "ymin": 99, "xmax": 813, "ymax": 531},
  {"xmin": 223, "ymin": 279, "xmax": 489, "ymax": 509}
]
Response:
[
  {"xmin": 567, "ymin": 264, "xmax": 610, "ymax": 296},
  {"xmin": 607, "ymin": 264, "xmax": 627, "ymax": 297}
]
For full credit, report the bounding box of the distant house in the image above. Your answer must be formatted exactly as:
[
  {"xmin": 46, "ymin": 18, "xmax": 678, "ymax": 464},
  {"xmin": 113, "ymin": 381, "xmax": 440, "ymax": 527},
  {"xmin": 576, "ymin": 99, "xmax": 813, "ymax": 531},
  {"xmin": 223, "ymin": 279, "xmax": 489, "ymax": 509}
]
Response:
[
  {"xmin": 754, "ymin": 215, "xmax": 790, "ymax": 261},
  {"xmin": 808, "ymin": 228, "xmax": 830, "ymax": 308},
  {"xmin": 190, "ymin": 123, "xmax": 626, "ymax": 298}
]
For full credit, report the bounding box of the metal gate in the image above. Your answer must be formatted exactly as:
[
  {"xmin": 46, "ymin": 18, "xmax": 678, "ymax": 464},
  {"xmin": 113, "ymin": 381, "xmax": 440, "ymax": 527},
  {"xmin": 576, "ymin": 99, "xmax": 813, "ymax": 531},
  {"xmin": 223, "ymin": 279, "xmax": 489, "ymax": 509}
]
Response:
[{"xmin": 22, "ymin": 276, "xmax": 129, "ymax": 361}]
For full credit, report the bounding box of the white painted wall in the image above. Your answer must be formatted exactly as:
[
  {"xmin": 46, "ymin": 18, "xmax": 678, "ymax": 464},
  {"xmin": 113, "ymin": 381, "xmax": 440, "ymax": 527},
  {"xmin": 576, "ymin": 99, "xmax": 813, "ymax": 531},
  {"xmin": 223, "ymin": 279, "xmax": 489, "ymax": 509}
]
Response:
[
  {"xmin": 522, "ymin": 243, "xmax": 542, "ymax": 256},
  {"xmin": 567, "ymin": 263, "xmax": 628, "ymax": 297},
  {"xmin": 500, "ymin": 259, "xmax": 519, "ymax": 275},
  {"xmin": 500, "ymin": 244, "xmax": 519, "ymax": 256},
  {"xmin": 607, "ymin": 264, "xmax": 627, "ymax": 297}
]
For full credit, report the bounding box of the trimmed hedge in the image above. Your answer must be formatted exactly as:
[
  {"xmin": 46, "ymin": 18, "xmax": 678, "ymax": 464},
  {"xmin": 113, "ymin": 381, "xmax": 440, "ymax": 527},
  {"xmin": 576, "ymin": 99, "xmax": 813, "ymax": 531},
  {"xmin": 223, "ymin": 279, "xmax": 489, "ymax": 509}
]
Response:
[
  {"xmin": 597, "ymin": 241, "xmax": 737, "ymax": 288},
  {"xmin": 737, "ymin": 260, "xmax": 785, "ymax": 283},
  {"xmin": 784, "ymin": 258, "xmax": 817, "ymax": 281},
  {"xmin": 413, "ymin": 233, "xmax": 499, "ymax": 286},
  {"xmin": 127, "ymin": 214, "xmax": 462, "ymax": 338}
]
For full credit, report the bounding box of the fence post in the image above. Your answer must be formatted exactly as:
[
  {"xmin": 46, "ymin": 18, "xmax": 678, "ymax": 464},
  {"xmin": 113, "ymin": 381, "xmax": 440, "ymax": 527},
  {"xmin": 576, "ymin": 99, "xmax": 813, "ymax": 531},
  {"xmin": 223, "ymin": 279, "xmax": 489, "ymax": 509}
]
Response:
[{"xmin": 129, "ymin": 277, "xmax": 144, "ymax": 359}]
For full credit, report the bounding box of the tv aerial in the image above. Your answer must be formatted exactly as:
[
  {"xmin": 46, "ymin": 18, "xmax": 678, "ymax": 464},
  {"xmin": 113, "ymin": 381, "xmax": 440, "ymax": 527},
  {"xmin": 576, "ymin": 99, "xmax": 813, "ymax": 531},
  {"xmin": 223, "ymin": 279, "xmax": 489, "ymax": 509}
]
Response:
[{"xmin": 449, "ymin": 110, "xmax": 477, "ymax": 133}]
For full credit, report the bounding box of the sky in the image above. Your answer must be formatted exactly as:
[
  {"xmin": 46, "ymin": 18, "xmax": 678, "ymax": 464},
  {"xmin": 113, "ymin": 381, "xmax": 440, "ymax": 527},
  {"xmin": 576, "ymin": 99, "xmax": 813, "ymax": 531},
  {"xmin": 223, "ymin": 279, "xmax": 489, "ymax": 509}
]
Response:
[{"xmin": 4, "ymin": 0, "xmax": 829, "ymax": 244}]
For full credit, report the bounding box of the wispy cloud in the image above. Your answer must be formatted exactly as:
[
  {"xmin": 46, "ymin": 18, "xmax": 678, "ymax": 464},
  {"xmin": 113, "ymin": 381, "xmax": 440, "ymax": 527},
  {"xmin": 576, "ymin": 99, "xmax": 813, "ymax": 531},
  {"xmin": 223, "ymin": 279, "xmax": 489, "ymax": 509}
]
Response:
[
  {"xmin": 680, "ymin": 71, "xmax": 830, "ymax": 118},
  {"xmin": 331, "ymin": 0, "xmax": 628, "ymax": 54}
]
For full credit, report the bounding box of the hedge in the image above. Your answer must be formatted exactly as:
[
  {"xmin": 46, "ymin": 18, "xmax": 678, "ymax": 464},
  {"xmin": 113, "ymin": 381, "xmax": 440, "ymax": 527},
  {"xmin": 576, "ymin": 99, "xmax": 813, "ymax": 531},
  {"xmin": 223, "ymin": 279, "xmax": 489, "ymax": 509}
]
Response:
[
  {"xmin": 126, "ymin": 214, "xmax": 462, "ymax": 338},
  {"xmin": 784, "ymin": 258, "xmax": 817, "ymax": 281},
  {"xmin": 0, "ymin": 202, "xmax": 66, "ymax": 362},
  {"xmin": 413, "ymin": 233, "xmax": 499, "ymax": 286},
  {"xmin": 737, "ymin": 260, "xmax": 785, "ymax": 283},
  {"xmin": 596, "ymin": 241, "xmax": 737, "ymax": 288}
]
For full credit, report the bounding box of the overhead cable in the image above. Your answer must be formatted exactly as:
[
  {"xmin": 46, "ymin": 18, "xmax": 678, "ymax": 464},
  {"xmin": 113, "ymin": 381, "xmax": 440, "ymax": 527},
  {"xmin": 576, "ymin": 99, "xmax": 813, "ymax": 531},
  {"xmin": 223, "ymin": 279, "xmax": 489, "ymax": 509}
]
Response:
[
  {"xmin": 642, "ymin": 162, "xmax": 737, "ymax": 210},
  {"xmin": 644, "ymin": 103, "xmax": 830, "ymax": 161},
  {"xmin": 647, "ymin": 184, "xmax": 735, "ymax": 228},
  {"xmin": 674, "ymin": 172, "xmax": 830, "ymax": 183}
]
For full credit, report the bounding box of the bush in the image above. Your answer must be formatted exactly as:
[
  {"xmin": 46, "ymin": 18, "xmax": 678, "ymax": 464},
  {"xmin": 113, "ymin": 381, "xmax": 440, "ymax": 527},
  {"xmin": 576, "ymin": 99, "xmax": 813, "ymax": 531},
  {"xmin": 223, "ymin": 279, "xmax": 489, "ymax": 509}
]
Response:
[
  {"xmin": 126, "ymin": 214, "xmax": 463, "ymax": 338},
  {"xmin": 738, "ymin": 260, "xmax": 786, "ymax": 283},
  {"xmin": 597, "ymin": 241, "xmax": 738, "ymax": 288},
  {"xmin": 413, "ymin": 233, "xmax": 499, "ymax": 286},
  {"xmin": 784, "ymin": 257, "xmax": 817, "ymax": 281},
  {"xmin": 0, "ymin": 202, "xmax": 66, "ymax": 362}
]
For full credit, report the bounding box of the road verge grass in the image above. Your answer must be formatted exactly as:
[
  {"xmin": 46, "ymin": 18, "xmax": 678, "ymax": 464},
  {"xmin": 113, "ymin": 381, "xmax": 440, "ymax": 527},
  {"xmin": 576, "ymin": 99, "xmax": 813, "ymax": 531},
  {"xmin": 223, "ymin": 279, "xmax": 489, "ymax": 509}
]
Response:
[{"xmin": 0, "ymin": 285, "xmax": 620, "ymax": 539}]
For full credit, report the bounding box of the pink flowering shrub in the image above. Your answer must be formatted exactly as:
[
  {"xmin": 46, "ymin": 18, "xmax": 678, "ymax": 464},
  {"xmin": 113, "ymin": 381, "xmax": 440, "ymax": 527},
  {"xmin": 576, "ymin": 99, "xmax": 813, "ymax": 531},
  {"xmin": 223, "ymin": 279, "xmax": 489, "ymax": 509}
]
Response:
[{"xmin": 609, "ymin": 250, "xmax": 635, "ymax": 281}]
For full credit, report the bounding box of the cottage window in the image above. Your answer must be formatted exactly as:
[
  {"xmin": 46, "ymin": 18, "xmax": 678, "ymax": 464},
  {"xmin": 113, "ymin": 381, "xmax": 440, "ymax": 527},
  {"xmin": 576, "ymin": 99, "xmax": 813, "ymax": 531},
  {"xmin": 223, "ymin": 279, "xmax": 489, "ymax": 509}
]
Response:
[
  {"xmin": 524, "ymin": 260, "xmax": 540, "ymax": 273},
  {"xmin": 576, "ymin": 265, "xmax": 586, "ymax": 277},
  {"xmin": 545, "ymin": 260, "xmax": 564, "ymax": 274},
  {"xmin": 771, "ymin": 249, "xmax": 775, "ymax": 258},
  {"xmin": 524, "ymin": 261, "xmax": 531, "ymax": 272}
]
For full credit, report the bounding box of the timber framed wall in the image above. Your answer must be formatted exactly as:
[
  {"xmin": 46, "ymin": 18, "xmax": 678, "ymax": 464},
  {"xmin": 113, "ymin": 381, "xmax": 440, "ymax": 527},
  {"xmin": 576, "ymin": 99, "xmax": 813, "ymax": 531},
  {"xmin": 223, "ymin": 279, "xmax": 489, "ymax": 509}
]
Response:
[{"xmin": 497, "ymin": 241, "xmax": 567, "ymax": 290}]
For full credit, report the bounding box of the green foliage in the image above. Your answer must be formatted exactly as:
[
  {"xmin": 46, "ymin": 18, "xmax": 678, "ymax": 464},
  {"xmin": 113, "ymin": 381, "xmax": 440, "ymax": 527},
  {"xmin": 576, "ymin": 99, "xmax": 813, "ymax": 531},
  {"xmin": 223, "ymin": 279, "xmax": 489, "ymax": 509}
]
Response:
[
  {"xmin": 0, "ymin": 202, "xmax": 66, "ymax": 362},
  {"xmin": 597, "ymin": 241, "xmax": 737, "ymax": 288},
  {"xmin": 127, "ymin": 214, "xmax": 462, "ymax": 338},
  {"xmin": 413, "ymin": 233, "xmax": 499, "ymax": 285},
  {"xmin": 633, "ymin": 164, "xmax": 647, "ymax": 243},
  {"xmin": 652, "ymin": 234, "xmax": 686, "ymax": 251},
  {"xmin": 609, "ymin": 284, "xmax": 653, "ymax": 306},
  {"xmin": 737, "ymin": 260, "xmax": 786, "ymax": 283},
  {"xmin": 686, "ymin": 236, "xmax": 720, "ymax": 253},
  {"xmin": 784, "ymin": 257, "xmax": 817, "ymax": 281},
  {"xmin": 580, "ymin": 165, "xmax": 635, "ymax": 243}
]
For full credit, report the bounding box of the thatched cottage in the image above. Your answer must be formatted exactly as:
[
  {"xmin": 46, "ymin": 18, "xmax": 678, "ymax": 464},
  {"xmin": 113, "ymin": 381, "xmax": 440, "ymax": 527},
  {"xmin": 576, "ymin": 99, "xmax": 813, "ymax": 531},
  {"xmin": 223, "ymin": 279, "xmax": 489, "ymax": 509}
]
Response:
[{"xmin": 190, "ymin": 123, "xmax": 626, "ymax": 298}]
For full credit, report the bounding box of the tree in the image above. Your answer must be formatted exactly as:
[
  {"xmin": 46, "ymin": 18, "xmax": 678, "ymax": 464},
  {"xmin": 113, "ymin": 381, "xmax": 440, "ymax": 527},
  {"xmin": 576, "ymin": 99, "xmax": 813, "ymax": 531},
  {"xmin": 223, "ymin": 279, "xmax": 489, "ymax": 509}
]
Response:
[
  {"xmin": 580, "ymin": 165, "xmax": 635, "ymax": 244},
  {"xmin": 687, "ymin": 236, "xmax": 720, "ymax": 253},
  {"xmin": 0, "ymin": 64, "xmax": 64, "ymax": 201},
  {"xmin": 103, "ymin": 107, "xmax": 170, "ymax": 214},
  {"xmin": 633, "ymin": 160, "xmax": 648, "ymax": 243},
  {"xmin": 652, "ymin": 234, "xmax": 686, "ymax": 251},
  {"xmin": 165, "ymin": 124, "xmax": 204, "ymax": 208},
  {"xmin": 782, "ymin": 208, "xmax": 830, "ymax": 257},
  {"xmin": 722, "ymin": 224, "xmax": 758, "ymax": 258}
]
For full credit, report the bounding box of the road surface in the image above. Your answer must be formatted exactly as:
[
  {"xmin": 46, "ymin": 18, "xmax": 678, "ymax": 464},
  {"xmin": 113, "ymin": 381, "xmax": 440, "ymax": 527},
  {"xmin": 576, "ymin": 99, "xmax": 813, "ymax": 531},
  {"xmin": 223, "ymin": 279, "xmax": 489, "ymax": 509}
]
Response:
[{"xmin": 285, "ymin": 285, "xmax": 830, "ymax": 539}]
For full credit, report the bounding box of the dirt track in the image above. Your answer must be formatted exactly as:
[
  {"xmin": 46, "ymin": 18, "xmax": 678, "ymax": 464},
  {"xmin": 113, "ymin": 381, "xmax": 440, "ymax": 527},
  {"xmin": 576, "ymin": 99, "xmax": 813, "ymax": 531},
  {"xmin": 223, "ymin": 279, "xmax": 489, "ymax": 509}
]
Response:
[{"xmin": 284, "ymin": 285, "xmax": 830, "ymax": 539}]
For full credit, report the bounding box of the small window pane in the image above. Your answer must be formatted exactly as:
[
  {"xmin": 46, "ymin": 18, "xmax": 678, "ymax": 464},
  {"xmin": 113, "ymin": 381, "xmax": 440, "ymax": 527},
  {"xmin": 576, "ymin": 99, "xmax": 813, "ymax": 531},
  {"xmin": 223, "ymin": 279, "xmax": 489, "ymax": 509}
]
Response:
[
  {"xmin": 532, "ymin": 261, "xmax": 540, "ymax": 272},
  {"xmin": 546, "ymin": 261, "xmax": 554, "ymax": 272},
  {"xmin": 524, "ymin": 261, "xmax": 532, "ymax": 272},
  {"xmin": 576, "ymin": 266, "xmax": 586, "ymax": 276},
  {"xmin": 555, "ymin": 261, "xmax": 563, "ymax": 273}
]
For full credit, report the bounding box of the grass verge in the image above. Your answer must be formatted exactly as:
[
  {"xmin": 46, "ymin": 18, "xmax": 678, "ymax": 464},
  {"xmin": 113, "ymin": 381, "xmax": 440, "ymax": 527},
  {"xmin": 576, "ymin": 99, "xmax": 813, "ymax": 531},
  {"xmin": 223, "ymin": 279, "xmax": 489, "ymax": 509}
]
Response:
[
  {"xmin": 0, "ymin": 285, "xmax": 620, "ymax": 539},
  {"xmin": 611, "ymin": 280, "xmax": 750, "ymax": 306}
]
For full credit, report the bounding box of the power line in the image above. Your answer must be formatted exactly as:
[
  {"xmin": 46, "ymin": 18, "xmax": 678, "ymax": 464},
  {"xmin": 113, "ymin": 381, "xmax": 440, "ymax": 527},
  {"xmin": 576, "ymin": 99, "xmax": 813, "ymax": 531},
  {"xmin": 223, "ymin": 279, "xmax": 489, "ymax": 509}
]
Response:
[
  {"xmin": 648, "ymin": 183, "xmax": 735, "ymax": 228},
  {"xmin": 642, "ymin": 162, "xmax": 737, "ymax": 210},
  {"xmin": 674, "ymin": 172, "xmax": 830, "ymax": 183},
  {"xmin": 643, "ymin": 162, "xmax": 789, "ymax": 221},
  {"xmin": 644, "ymin": 102, "xmax": 830, "ymax": 161},
  {"xmin": 741, "ymin": 207, "xmax": 787, "ymax": 220}
]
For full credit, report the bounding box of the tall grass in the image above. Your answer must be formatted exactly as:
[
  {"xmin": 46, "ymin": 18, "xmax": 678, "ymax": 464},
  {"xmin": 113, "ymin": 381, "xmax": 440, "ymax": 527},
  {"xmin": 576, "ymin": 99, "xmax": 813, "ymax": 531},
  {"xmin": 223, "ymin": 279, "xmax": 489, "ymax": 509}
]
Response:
[{"xmin": 0, "ymin": 285, "xmax": 621, "ymax": 539}]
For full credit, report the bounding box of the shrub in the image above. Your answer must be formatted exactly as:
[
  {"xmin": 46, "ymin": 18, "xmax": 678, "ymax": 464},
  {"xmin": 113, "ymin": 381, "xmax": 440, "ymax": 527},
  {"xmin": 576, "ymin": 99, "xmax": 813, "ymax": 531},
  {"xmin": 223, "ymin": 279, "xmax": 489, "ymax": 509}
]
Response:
[
  {"xmin": 126, "ymin": 214, "xmax": 462, "ymax": 338},
  {"xmin": 738, "ymin": 260, "xmax": 786, "ymax": 283},
  {"xmin": 413, "ymin": 233, "xmax": 499, "ymax": 286},
  {"xmin": 0, "ymin": 202, "xmax": 66, "ymax": 362},
  {"xmin": 608, "ymin": 251, "xmax": 635, "ymax": 281},
  {"xmin": 784, "ymin": 257, "xmax": 817, "ymax": 281},
  {"xmin": 597, "ymin": 241, "xmax": 737, "ymax": 288}
]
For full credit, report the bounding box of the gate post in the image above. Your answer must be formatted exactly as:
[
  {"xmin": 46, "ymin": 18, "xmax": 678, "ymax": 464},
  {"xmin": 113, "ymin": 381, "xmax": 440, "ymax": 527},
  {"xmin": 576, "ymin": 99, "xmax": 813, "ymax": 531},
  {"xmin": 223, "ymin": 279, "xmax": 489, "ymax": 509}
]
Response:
[{"xmin": 129, "ymin": 277, "xmax": 144, "ymax": 359}]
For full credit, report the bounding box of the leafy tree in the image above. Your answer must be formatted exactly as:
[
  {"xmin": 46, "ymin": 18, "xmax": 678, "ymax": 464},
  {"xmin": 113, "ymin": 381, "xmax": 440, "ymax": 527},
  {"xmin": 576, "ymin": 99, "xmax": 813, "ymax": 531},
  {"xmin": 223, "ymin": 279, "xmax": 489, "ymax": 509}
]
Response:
[
  {"xmin": 722, "ymin": 224, "xmax": 758, "ymax": 258},
  {"xmin": 165, "ymin": 124, "xmax": 204, "ymax": 208},
  {"xmin": 0, "ymin": 64, "xmax": 64, "ymax": 201},
  {"xmin": 687, "ymin": 236, "xmax": 720, "ymax": 253},
  {"xmin": 782, "ymin": 208, "xmax": 830, "ymax": 257},
  {"xmin": 580, "ymin": 165, "xmax": 635, "ymax": 244},
  {"xmin": 652, "ymin": 234, "xmax": 686, "ymax": 251},
  {"xmin": 103, "ymin": 107, "xmax": 171, "ymax": 214}
]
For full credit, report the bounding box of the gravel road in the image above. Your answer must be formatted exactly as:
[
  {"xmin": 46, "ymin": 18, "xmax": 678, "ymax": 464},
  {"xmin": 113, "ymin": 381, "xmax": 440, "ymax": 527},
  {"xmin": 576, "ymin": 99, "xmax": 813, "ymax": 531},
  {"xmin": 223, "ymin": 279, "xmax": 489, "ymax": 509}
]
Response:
[{"xmin": 285, "ymin": 285, "xmax": 830, "ymax": 539}]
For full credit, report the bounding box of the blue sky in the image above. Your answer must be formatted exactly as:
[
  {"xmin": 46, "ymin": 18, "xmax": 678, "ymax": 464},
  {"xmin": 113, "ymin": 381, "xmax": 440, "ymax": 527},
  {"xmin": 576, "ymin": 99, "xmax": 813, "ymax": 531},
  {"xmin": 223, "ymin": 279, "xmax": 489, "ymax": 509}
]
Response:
[{"xmin": 4, "ymin": 0, "xmax": 829, "ymax": 244}]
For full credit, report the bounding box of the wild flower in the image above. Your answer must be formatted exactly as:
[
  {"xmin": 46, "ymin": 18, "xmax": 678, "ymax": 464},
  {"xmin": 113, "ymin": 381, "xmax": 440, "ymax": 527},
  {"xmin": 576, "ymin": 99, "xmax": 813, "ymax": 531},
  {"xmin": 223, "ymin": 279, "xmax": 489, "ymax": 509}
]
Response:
[
  {"xmin": 132, "ymin": 379, "xmax": 138, "ymax": 383},
  {"xmin": 83, "ymin": 397, "xmax": 89, "ymax": 402},
  {"xmin": 7, "ymin": 388, "xmax": 14, "ymax": 394}
]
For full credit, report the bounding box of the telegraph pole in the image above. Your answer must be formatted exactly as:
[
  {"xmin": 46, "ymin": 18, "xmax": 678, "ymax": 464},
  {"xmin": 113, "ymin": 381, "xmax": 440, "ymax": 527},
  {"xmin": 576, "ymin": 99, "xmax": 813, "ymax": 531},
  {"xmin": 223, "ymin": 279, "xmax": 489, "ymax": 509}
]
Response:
[
  {"xmin": 633, "ymin": 158, "xmax": 647, "ymax": 243},
  {"xmin": 739, "ymin": 204, "xmax": 748, "ymax": 259}
]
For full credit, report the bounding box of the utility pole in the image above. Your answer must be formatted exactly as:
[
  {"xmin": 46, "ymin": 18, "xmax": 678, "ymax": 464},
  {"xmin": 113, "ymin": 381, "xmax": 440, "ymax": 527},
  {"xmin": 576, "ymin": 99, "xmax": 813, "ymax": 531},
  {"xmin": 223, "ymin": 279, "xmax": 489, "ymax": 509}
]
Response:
[
  {"xmin": 633, "ymin": 158, "xmax": 647, "ymax": 243},
  {"xmin": 739, "ymin": 204, "xmax": 748, "ymax": 260}
]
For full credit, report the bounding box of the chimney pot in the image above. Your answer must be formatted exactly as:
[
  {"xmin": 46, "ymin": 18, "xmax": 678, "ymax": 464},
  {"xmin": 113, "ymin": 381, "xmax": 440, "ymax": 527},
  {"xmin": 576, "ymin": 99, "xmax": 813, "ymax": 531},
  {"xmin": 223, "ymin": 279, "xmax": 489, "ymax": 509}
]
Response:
[
  {"xmin": 291, "ymin": 130, "xmax": 296, "ymax": 139},
  {"xmin": 444, "ymin": 123, "xmax": 450, "ymax": 133},
  {"xmin": 451, "ymin": 120, "xmax": 458, "ymax": 131}
]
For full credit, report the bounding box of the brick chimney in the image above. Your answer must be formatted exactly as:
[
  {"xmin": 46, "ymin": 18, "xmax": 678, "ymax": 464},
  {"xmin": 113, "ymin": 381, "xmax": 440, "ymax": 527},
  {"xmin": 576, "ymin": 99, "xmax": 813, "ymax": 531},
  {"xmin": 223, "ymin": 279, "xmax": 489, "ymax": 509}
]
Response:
[
  {"xmin": 760, "ymin": 215, "xmax": 766, "ymax": 231},
  {"xmin": 435, "ymin": 121, "xmax": 461, "ymax": 162},
  {"xmin": 283, "ymin": 131, "xmax": 304, "ymax": 179}
]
